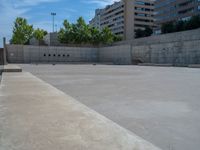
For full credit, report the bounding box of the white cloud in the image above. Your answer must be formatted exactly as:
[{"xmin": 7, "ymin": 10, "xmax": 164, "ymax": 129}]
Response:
[
  {"xmin": 13, "ymin": 0, "xmax": 60, "ymax": 7},
  {"xmin": 82, "ymin": 0, "xmax": 121, "ymax": 7}
]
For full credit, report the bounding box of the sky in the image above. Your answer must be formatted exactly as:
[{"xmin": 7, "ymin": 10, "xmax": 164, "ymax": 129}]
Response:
[{"xmin": 0, "ymin": 0, "xmax": 120, "ymax": 47}]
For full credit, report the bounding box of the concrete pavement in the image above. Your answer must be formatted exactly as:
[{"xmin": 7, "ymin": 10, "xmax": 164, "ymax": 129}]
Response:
[
  {"xmin": 0, "ymin": 71, "xmax": 160, "ymax": 150},
  {"xmin": 20, "ymin": 64, "xmax": 200, "ymax": 150}
]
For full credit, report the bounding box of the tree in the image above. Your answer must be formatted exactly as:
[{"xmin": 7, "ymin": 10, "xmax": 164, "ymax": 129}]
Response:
[
  {"xmin": 144, "ymin": 26, "xmax": 153, "ymax": 37},
  {"xmin": 175, "ymin": 20, "xmax": 185, "ymax": 32},
  {"xmin": 161, "ymin": 22, "xmax": 175, "ymax": 33},
  {"xmin": 185, "ymin": 15, "xmax": 200, "ymax": 30},
  {"xmin": 90, "ymin": 27, "xmax": 101, "ymax": 45},
  {"xmin": 74, "ymin": 17, "xmax": 91, "ymax": 44},
  {"xmin": 101, "ymin": 27, "xmax": 114, "ymax": 44},
  {"xmin": 135, "ymin": 29, "xmax": 144, "ymax": 38},
  {"xmin": 58, "ymin": 17, "xmax": 121, "ymax": 45},
  {"xmin": 11, "ymin": 17, "xmax": 34, "ymax": 44},
  {"xmin": 58, "ymin": 20, "xmax": 73, "ymax": 43},
  {"xmin": 113, "ymin": 35, "xmax": 123, "ymax": 42},
  {"xmin": 135, "ymin": 27, "xmax": 153, "ymax": 38},
  {"xmin": 161, "ymin": 15, "xmax": 200, "ymax": 34},
  {"xmin": 33, "ymin": 28, "xmax": 47, "ymax": 41}
]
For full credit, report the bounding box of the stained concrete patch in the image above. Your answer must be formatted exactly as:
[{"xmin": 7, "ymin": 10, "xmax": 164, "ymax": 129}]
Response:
[{"xmin": 0, "ymin": 72, "xmax": 160, "ymax": 150}]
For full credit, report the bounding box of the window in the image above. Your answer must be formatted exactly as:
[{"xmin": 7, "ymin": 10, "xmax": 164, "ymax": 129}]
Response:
[{"xmin": 135, "ymin": 1, "xmax": 145, "ymax": 5}]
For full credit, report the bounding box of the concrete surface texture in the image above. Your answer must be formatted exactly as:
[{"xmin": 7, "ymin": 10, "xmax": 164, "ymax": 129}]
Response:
[
  {"xmin": 20, "ymin": 64, "xmax": 200, "ymax": 150},
  {"xmin": 0, "ymin": 71, "xmax": 161, "ymax": 150}
]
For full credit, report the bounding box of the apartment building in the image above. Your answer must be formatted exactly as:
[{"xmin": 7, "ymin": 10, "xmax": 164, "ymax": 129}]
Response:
[
  {"xmin": 155, "ymin": 0, "xmax": 200, "ymax": 25},
  {"xmin": 89, "ymin": 0, "xmax": 156, "ymax": 39},
  {"xmin": 90, "ymin": 1, "xmax": 125, "ymax": 37},
  {"xmin": 89, "ymin": 9, "xmax": 102, "ymax": 30}
]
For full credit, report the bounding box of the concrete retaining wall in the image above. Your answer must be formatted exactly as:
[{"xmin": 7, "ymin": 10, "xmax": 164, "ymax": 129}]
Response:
[
  {"xmin": 115, "ymin": 28, "xmax": 200, "ymax": 46},
  {"xmin": 99, "ymin": 45, "xmax": 132, "ymax": 65},
  {"xmin": 131, "ymin": 38, "xmax": 200, "ymax": 66},
  {"xmin": 6, "ymin": 29, "xmax": 200, "ymax": 66},
  {"xmin": 6, "ymin": 45, "xmax": 98, "ymax": 63},
  {"xmin": 6, "ymin": 45, "xmax": 132, "ymax": 64}
]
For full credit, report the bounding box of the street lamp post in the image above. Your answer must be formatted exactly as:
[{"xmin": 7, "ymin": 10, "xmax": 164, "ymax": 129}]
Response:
[{"xmin": 51, "ymin": 12, "xmax": 56, "ymax": 32}]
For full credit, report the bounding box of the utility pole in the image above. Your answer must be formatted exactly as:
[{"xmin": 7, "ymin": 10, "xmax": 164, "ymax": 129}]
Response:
[
  {"xmin": 51, "ymin": 12, "xmax": 56, "ymax": 33},
  {"xmin": 3, "ymin": 37, "xmax": 7, "ymax": 65},
  {"xmin": 55, "ymin": 24, "xmax": 57, "ymax": 32}
]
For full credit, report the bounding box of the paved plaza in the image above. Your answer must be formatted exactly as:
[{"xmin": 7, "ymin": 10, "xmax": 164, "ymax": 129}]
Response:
[
  {"xmin": 19, "ymin": 64, "xmax": 200, "ymax": 150},
  {"xmin": 1, "ymin": 71, "xmax": 160, "ymax": 150}
]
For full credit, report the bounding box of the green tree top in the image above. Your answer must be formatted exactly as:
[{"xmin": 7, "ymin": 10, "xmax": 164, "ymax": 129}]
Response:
[
  {"xmin": 101, "ymin": 27, "xmax": 114, "ymax": 44},
  {"xmin": 58, "ymin": 17, "xmax": 121, "ymax": 45},
  {"xmin": 33, "ymin": 28, "xmax": 48, "ymax": 41},
  {"xmin": 161, "ymin": 15, "xmax": 200, "ymax": 34},
  {"xmin": 11, "ymin": 17, "xmax": 34, "ymax": 44}
]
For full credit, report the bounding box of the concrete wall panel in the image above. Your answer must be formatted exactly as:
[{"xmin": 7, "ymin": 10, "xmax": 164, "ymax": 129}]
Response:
[{"xmin": 99, "ymin": 45, "xmax": 132, "ymax": 65}]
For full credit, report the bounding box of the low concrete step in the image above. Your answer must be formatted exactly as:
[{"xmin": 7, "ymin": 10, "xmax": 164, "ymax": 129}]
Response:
[
  {"xmin": 3, "ymin": 64, "xmax": 22, "ymax": 72},
  {"xmin": 0, "ymin": 72, "xmax": 161, "ymax": 150}
]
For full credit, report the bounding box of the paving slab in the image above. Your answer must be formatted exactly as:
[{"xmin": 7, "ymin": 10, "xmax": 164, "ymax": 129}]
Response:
[{"xmin": 0, "ymin": 72, "xmax": 160, "ymax": 150}]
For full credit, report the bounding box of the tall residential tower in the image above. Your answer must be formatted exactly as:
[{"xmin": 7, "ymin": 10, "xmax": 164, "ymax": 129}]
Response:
[{"xmin": 89, "ymin": 0, "xmax": 156, "ymax": 40}]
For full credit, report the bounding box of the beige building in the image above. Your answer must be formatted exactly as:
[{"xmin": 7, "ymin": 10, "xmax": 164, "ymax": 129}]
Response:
[
  {"xmin": 89, "ymin": 0, "xmax": 156, "ymax": 40},
  {"xmin": 90, "ymin": 1, "xmax": 124, "ymax": 37}
]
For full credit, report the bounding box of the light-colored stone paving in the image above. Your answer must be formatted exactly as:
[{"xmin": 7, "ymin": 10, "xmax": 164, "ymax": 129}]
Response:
[
  {"xmin": 0, "ymin": 71, "xmax": 160, "ymax": 150},
  {"xmin": 20, "ymin": 64, "xmax": 200, "ymax": 150}
]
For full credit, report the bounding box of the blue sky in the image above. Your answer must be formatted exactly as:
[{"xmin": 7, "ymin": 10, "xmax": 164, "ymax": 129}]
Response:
[{"xmin": 0, "ymin": 0, "xmax": 119, "ymax": 47}]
